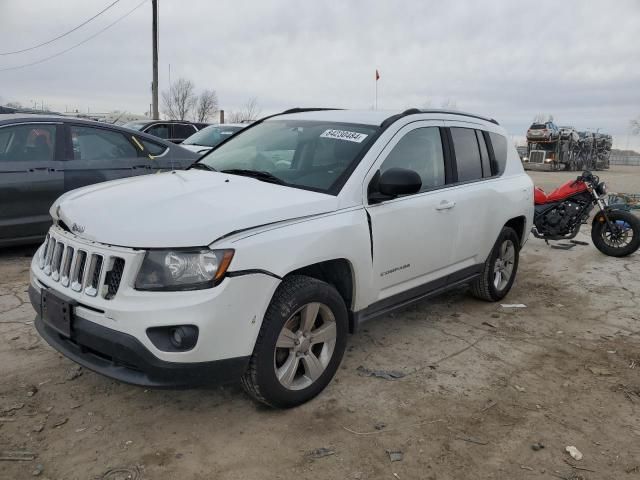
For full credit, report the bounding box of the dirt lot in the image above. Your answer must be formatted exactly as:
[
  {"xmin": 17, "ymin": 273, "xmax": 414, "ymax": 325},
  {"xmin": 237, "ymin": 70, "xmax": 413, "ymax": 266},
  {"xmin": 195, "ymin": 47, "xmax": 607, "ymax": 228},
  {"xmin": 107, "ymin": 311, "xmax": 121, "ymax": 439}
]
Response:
[{"xmin": 1, "ymin": 167, "xmax": 639, "ymax": 480}]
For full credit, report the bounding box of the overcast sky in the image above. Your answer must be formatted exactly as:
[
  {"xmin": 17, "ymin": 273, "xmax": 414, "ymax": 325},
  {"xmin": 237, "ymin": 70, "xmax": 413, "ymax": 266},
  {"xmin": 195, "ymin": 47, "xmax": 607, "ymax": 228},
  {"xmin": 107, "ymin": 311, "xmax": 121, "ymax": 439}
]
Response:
[{"xmin": 1, "ymin": 0, "xmax": 639, "ymax": 148}]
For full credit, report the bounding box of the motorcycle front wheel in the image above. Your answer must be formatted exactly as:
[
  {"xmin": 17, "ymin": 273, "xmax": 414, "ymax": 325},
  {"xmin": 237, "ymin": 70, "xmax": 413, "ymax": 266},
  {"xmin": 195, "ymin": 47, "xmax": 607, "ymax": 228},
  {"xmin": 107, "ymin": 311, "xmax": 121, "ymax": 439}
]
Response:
[{"xmin": 591, "ymin": 210, "xmax": 640, "ymax": 257}]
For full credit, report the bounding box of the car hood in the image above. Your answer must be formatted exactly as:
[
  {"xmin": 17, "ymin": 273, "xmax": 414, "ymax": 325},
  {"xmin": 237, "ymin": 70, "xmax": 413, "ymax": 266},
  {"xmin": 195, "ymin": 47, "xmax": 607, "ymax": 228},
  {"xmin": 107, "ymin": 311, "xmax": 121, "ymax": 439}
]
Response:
[{"xmin": 52, "ymin": 170, "xmax": 339, "ymax": 248}]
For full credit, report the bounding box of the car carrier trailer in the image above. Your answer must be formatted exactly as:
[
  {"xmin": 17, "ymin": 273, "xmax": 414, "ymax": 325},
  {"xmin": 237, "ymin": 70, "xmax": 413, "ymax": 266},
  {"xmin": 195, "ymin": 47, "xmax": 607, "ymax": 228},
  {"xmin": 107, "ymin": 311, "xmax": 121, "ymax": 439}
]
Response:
[{"xmin": 523, "ymin": 128, "xmax": 611, "ymax": 171}]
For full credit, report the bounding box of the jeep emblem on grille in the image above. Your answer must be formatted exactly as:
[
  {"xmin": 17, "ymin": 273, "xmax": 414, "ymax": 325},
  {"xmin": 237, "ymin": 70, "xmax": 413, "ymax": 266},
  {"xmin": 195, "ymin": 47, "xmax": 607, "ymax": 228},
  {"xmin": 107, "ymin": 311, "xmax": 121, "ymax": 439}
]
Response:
[{"xmin": 71, "ymin": 223, "xmax": 85, "ymax": 234}]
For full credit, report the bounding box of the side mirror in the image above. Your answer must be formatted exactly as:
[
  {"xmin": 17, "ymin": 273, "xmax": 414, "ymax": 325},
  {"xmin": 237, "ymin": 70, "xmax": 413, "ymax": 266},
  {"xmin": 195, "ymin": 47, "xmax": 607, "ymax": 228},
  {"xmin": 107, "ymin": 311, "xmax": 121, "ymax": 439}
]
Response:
[{"xmin": 369, "ymin": 168, "xmax": 422, "ymax": 203}]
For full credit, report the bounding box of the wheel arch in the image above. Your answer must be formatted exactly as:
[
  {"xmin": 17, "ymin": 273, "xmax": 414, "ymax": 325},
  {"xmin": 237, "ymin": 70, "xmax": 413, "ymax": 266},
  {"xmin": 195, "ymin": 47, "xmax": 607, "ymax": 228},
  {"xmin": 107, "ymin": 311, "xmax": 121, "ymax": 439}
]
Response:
[
  {"xmin": 504, "ymin": 215, "xmax": 527, "ymax": 246},
  {"xmin": 285, "ymin": 258, "xmax": 357, "ymax": 333}
]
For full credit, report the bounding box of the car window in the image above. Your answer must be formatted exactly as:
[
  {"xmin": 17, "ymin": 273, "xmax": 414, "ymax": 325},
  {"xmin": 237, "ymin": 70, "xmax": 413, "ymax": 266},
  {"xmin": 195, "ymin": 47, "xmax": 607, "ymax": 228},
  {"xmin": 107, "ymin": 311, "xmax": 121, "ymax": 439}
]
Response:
[
  {"xmin": 140, "ymin": 138, "xmax": 167, "ymax": 156},
  {"xmin": 183, "ymin": 125, "xmax": 243, "ymax": 147},
  {"xmin": 199, "ymin": 120, "xmax": 379, "ymax": 193},
  {"xmin": 450, "ymin": 127, "xmax": 483, "ymax": 182},
  {"xmin": 146, "ymin": 124, "xmax": 170, "ymax": 139},
  {"xmin": 122, "ymin": 121, "xmax": 146, "ymax": 131},
  {"xmin": 380, "ymin": 127, "xmax": 445, "ymax": 191},
  {"xmin": 488, "ymin": 132, "xmax": 508, "ymax": 175},
  {"xmin": 475, "ymin": 130, "xmax": 492, "ymax": 178},
  {"xmin": 0, "ymin": 124, "xmax": 56, "ymax": 162},
  {"xmin": 172, "ymin": 124, "xmax": 196, "ymax": 139},
  {"xmin": 70, "ymin": 125, "xmax": 137, "ymax": 161}
]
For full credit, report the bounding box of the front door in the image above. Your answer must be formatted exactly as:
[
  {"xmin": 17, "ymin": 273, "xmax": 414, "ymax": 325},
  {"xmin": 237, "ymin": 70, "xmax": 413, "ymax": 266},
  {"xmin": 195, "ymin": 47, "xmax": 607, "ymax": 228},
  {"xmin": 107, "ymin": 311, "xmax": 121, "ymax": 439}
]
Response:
[
  {"xmin": 0, "ymin": 122, "xmax": 65, "ymax": 243},
  {"xmin": 364, "ymin": 122, "xmax": 459, "ymax": 303}
]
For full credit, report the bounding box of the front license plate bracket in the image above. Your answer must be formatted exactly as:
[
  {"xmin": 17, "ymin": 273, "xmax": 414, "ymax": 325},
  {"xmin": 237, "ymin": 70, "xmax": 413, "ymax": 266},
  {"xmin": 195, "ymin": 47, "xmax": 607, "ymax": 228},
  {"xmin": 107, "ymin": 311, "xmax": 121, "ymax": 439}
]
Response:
[{"xmin": 41, "ymin": 289, "xmax": 76, "ymax": 338}]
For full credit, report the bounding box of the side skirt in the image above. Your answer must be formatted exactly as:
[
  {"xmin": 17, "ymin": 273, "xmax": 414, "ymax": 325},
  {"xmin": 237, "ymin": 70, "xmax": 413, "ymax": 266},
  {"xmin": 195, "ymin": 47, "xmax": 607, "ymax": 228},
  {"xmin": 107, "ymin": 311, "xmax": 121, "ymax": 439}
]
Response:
[{"xmin": 353, "ymin": 265, "xmax": 482, "ymax": 331}]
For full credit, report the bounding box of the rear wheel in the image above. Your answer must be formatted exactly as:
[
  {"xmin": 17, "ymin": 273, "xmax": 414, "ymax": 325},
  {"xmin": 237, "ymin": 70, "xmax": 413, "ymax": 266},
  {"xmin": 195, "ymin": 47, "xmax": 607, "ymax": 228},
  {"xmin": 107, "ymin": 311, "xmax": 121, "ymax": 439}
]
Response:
[
  {"xmin": 241, "ymin": 275, "xmax": 348, "ymax": 408},
  {"xmin": 591, "ymin": 210, "xmax": 640, "ymax": 257},
  {"xmin": 471, "ymin": 227, "xmax": 520, "ymax": 301}
]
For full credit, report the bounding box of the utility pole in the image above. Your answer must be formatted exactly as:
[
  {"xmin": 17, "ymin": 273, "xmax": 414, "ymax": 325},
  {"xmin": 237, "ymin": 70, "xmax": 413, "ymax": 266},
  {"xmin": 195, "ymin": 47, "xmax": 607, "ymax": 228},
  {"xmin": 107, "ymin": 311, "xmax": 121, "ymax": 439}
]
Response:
[{"xmin": 151, "ymin": 0, "xmax": 159, "ymax": 119}]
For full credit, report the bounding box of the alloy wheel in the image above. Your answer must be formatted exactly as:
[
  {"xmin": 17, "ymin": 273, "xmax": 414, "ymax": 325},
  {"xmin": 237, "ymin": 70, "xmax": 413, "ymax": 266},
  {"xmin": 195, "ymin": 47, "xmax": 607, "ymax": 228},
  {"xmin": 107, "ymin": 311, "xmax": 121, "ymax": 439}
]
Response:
[
  {"xmin": 274, "ymin": 302, "xmax": 337, "ymax": 391},
  {"xmin": 494, "ymin": 239, "xmax": 515, "ymax": 290}
]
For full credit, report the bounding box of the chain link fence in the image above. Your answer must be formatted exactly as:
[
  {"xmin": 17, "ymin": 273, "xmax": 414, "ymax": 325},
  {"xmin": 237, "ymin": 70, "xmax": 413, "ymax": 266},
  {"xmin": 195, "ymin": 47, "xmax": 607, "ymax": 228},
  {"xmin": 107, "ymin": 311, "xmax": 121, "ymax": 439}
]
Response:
[{"xmin": 610, "ymin": 153, "xmax": 640, "ymax": 166}]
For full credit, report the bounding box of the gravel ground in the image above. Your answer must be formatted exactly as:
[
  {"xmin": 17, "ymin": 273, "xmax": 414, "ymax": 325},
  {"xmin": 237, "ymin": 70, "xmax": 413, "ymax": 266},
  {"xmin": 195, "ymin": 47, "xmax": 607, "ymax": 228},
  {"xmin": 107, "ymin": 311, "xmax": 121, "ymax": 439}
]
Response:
[{"xmin": 1, "ymin": 166, "xmax": 639, "ymax": 480}]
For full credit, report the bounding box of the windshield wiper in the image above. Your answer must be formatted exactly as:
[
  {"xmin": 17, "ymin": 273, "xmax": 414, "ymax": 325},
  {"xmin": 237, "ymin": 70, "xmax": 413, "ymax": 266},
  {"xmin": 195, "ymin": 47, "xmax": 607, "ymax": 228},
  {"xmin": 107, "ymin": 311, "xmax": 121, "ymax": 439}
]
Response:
[
  {"xmin": 221, "ymin": 169, "xmax": 288, "ymax": 185},
  {"xmin": 190, "ymin": 162, "xmax": 216, "ymax": 172}
]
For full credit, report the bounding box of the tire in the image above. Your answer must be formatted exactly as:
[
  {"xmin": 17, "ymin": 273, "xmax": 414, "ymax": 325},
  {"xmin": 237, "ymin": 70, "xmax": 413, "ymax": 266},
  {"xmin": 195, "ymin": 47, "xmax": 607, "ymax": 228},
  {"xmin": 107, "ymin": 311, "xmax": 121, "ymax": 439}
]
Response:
[
  {"xmin": 241, "ymin": 275, "xmax": 348, "ymax": 408},
  {"xmin": 470, "ymin": 227, "xmax": 520, "ymax": 302},
  {"xmin": 591, "ymin": 210, "xmax": 640, "ymax": 257}
]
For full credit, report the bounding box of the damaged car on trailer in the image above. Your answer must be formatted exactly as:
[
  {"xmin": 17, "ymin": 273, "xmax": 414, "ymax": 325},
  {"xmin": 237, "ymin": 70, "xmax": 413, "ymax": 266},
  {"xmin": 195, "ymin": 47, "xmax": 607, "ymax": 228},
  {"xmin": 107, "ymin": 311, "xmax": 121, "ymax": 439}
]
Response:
[{"xmin": 30, "ymin": 108, "xmax": 533, "ymax": 408}]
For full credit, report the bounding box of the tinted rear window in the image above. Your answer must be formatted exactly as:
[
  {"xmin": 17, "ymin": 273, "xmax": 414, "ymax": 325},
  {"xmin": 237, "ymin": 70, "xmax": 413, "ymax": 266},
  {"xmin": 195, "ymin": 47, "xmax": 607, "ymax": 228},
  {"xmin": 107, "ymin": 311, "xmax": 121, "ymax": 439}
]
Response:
[
  {"xmin": 530, "ymin": 124, "xmax": 546, "ymax": 130},
  {"xmin": 172, "ymin": 124, "xmax": 197, "ymax": 138},
  {"xmin": 450, "ymin": 127, "xmax": 483, "ymax": 182},
  {"xmin": 488, "ymin": 132, "xmax": 508, "ymax": 175}
]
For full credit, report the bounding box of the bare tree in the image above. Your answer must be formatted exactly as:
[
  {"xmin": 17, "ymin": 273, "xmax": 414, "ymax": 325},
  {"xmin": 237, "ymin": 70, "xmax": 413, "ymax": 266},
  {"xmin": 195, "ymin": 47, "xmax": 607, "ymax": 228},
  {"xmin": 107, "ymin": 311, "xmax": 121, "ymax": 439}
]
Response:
[
  {"xmin": 631, "ymin": 117, "xmax": 640, "ymax": 135},
  {"xmin": 162, "ymin": 78, "xmax": 197, "ymax": 120},
  {"xmin": 6, "ymin": 101, "xmax": 22, "ymax": 108},
  {"xmin": 227, "ymin": 97, "xmax": 262, "ymax": 123},
  {"xmin": 194, "ymin": 89, "xmax": 219, "ymax": 122}
]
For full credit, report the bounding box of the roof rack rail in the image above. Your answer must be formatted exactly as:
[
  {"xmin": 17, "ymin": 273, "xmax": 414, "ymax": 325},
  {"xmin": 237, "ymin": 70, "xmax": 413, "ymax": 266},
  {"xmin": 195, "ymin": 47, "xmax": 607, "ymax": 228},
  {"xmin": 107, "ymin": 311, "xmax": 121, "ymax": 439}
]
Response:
[
  {"xmin": 280, "ymin": 107, "xmax": 342, "ymax": 115},
  {"xmin": 381, "ymin": 108, "xmax": 499, "ymax": 128}
]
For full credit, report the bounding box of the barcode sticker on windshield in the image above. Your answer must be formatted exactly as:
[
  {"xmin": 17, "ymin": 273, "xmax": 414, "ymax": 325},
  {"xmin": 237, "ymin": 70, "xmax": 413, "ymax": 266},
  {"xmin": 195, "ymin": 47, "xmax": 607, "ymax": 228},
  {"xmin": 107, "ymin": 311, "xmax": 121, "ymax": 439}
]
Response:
[{"xmin": 320, "ymin": 129, "xmax": 368, "ymax": 143}]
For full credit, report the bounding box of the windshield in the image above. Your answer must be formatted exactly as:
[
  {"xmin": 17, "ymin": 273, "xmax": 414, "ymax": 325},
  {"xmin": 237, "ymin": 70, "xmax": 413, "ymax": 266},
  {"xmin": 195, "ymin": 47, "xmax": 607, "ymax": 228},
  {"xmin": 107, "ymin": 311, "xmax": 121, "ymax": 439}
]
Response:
[
  {"xmin": 198, "ymin": 120, "xmax": 379, "ymax": 193},
  {"xmin": 183, "ymin": 125, "xmax": 243, "ymax": 147},
  {"xmin": 122, "ymin": 121, "xmax": 146, "ymax": 131}
]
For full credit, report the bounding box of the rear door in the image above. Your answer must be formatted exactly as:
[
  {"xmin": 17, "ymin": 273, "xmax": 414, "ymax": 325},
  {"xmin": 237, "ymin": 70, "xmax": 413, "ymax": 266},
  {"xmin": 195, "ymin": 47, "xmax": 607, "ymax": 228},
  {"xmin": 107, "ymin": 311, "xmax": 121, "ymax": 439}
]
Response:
[
  {"xmin": 0, "ymin": 122, "xmax": 65, "ymax": 242},
  {"xmin": 62, "ymin": 123, "xmax": 150, "ymax": 192},
  {"xmin": 443, "ymin": 124, "xmax": 501, "ymax": 270}
]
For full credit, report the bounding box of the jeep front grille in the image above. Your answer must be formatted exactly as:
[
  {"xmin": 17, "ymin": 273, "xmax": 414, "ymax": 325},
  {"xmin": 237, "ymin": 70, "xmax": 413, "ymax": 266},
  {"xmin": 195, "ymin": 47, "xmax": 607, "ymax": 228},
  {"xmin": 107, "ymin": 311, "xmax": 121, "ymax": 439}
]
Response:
[
  {"xmin": 38, "ymin": 234, "xmax": 126, "ymax": 300},
  {"xmin": 105, "ymin": 258, "xmax": 125, "ymax": 300}
]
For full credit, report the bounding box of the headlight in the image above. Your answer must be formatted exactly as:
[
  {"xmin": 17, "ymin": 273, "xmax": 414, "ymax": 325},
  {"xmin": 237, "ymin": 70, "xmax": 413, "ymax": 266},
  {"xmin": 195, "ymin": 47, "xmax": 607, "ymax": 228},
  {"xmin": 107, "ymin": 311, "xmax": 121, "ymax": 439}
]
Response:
[
  {"xmin": 135, "ymin": 249, "xmax": 234, "ymax": 291},
  {"xmin": 596, "ymin": 181, "xmax": 607, "ymax": 196},
  {"xmin": 544, "ymin": 158, "xmax": 553, "ymax": 163}
]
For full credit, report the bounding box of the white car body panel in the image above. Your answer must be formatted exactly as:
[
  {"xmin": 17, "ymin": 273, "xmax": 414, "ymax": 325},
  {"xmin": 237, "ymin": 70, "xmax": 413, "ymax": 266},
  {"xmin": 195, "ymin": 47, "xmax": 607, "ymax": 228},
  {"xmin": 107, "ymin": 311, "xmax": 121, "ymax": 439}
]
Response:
[{"xmin": 52, "ymin": 170, "xmax": 338, "ymax": 248}]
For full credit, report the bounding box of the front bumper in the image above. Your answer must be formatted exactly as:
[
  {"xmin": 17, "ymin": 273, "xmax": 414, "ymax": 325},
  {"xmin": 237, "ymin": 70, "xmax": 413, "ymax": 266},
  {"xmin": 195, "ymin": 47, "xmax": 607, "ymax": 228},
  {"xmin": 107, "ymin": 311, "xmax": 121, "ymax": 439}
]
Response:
[
  {"xmin": 30, "ymin": 285, "xmax": 249, "ymax": 387},
  {"xmin": 30, "ymin": 227, "xmax": 281, "ymax": 364}
]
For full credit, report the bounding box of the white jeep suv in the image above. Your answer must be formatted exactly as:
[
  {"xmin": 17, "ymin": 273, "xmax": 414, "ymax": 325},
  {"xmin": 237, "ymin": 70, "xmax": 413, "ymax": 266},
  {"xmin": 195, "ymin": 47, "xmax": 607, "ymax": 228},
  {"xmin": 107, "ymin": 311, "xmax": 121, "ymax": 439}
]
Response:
[{"xmin": 30, "ymin": 108, "xmax": 534, "ymax": 408}]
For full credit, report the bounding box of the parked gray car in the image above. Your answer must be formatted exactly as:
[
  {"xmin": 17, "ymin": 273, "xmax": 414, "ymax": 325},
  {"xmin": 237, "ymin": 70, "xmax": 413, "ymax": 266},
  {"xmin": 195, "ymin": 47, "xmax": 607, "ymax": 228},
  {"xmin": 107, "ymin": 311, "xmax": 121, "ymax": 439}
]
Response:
[{"xmin": 0, "ymin": 114, "xmax": 199, "ymax": 247}]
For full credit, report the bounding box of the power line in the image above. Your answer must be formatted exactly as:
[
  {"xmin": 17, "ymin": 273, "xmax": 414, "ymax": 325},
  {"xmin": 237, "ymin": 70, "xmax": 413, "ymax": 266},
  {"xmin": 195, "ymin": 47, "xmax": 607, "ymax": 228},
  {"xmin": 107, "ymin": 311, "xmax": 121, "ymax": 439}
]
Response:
[
  {"xmin": 0, "ymin": 0, "xmax": 122, "ymax": 56},
  {"xmin": 0, "ymin": 0, "xmax": 148, "ymax": 72}
]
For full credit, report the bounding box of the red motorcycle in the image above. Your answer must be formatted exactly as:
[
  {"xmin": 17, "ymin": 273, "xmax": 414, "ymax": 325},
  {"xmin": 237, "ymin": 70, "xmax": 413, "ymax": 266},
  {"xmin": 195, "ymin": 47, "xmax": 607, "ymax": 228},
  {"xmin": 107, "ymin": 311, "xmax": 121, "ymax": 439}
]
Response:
[{"xmin": 533, "ymin": 171, "xmax": 640, "ymax": 257}]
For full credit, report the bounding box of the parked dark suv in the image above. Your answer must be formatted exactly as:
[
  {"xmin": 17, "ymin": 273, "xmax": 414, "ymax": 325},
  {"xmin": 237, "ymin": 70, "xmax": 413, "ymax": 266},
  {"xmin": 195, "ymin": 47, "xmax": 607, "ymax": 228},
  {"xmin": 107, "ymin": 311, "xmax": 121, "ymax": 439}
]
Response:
[
  {"xmin": 0, "ymin": 114, "xmax": 198, "ymax": 247},
  {"xmin": 122, "ymin": 120, "xmax": 209, "ymax": 144}
]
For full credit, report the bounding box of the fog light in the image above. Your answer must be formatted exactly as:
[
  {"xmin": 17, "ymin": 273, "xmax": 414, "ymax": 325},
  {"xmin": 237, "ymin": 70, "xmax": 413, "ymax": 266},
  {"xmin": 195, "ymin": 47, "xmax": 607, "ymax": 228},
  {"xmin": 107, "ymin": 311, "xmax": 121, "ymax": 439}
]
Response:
[
  {"xmin": 170, "ymin": 326, "xmax": 198, "ymax": 350},
  {"xmin": 147, "ymin": 325, "xmax": 198, "ymax": 352}
]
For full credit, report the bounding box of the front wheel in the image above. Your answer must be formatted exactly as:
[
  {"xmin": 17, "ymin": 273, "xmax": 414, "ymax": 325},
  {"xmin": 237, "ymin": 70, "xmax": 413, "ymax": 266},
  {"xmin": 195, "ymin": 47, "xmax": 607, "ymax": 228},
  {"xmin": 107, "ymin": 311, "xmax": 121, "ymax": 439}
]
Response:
[
  {"xmin": 241, "ymin": 275, "xmax": 348, "ymax": 408},
  {"xmin": 591, "ymin": 210, "xmax": 640, "ymax": 257}
]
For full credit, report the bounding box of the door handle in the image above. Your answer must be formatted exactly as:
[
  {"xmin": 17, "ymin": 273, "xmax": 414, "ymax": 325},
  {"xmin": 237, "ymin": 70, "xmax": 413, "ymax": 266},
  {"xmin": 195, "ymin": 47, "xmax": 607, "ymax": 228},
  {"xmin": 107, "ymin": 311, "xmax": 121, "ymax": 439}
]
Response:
[
  {"xmin": 132, "ymin": 165, "xmax": 150, "ymax": 169},
  {"xmin": 29, "ymin": 167, "xmax": 53, "ymax": 172},
  {"xmin": 436, "ymin": 200, "xmax": 456, "ymax": 211}
]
